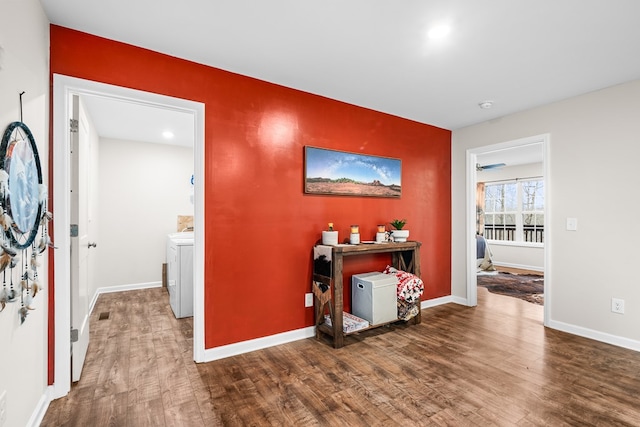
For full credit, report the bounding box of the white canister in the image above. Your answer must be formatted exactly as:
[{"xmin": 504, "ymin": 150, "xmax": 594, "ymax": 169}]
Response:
[
  {"xmin": 350, "ymin": 233, "xmax": 360, "ymax": 244},
  {"xmin": 322, "ymin": 231, "xmax": 339, "ymax": 245},
  {"xmin": 376, "ymin": 232, "xmax": 386, "ymax": 243}
]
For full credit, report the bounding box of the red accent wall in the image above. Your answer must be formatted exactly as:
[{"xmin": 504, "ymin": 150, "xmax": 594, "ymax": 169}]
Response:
[{"xmin": 50, "ymin": 25, "xmax": 451, "ymax": 349}]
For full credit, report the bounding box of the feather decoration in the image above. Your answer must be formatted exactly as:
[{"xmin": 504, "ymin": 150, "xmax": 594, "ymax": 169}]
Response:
[
  {"xmin": 0, "ymin": 170, "xmax": 8, "ymax": 196},
  {"xmin": 35, "ymin": 236, "xmax": 49, "ymax": 254},
  {"xmin": 1, "ymin": 243, "xmax": 17, "ymax": 257},
  {"xmin": 0, "ymin": 252, "xmax": 11, "ymax": 273},
  {"xmin": 39, "ymin": 184, "xmax": 48, "ymax": 202},
  {"xmin": 1, "ymin": 213, "xmax": 12, "ymax": 231},
  {"xmin": 19, "ymin": 306, "xmax": 28, "ymax": 324},
  {"xmin": 40, "ymin": 211, "xmax": 53, "ymax": 226},
  {"xmin": 0, "ymin": 287, "xmax": 7, "ymax": 312},
  {"xmin": 23, "ymin": 293, "xmax": 33, "ymax": 308}
]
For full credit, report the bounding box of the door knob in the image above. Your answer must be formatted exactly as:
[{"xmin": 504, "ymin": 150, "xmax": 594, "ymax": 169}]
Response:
[{"xmin": 88, "ymin": 242, "xmax": 97, "ymax": 248}]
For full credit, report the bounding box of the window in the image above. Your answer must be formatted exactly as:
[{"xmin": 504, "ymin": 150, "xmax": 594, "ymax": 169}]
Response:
[
  {"xmin": 521, "ymin": 180, "xmax": 544, "ymax": 243},
  {"xmin": 483, "ymin": 179, "xmax": 544, "ymax": 243}
]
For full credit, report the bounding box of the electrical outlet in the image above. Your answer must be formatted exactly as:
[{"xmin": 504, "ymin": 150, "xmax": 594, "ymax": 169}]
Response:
[
  {"xmin": 612, "ymin": 298, "xmax": 625, "ymax": 314},
  {"xmin": 0, "ymin": 390, "xmax": 7, "ymax": 426},
  {"xmin": 305, "ymin": 293, "xmax": 314, "ymax": 307}
]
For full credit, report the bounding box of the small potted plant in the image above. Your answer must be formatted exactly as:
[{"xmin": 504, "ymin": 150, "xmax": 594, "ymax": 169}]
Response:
[{"xmin": 390, "ymin": 219, "xmax": 409, "ymax": 242}]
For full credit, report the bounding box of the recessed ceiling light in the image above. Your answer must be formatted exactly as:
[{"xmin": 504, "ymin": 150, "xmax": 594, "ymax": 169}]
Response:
[
  {"xmin": 428, "ymin": 25, "xmax": 451, "ymax": 40},
  {"xmin": 478, "ymin": 101, "xmax": 494, "ymax": 109},
  {"xmin": 162, "ymin": 130, "xmax": 174, "ymax": 139}
]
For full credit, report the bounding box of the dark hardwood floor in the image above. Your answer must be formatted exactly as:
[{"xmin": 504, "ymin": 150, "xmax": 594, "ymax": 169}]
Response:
[{"xmin": 42, "ymin": 286, "xmax": 640, "ymax": 426}]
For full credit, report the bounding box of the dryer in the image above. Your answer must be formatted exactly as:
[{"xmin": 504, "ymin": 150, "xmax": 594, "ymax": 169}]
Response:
[{"xmin": 166, "ymin": 232, "xmax": 194, "ymax": 318}]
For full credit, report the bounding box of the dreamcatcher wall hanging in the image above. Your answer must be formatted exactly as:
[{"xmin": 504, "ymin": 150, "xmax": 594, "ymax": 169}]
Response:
[{"xmin": 0, "ymin": 92, "xmax": 52, "ymax": 323}]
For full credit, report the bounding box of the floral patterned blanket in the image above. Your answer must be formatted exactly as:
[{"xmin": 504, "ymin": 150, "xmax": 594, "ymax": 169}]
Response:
[{"xmin": 383, "ymin": 265, "xmax": 424, "ymax": 304}]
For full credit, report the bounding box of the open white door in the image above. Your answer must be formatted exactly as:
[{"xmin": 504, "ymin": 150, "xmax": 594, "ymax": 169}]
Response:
[{"xmin": 70, "ymin": 95, "xmax": 93, "ymax": 382}]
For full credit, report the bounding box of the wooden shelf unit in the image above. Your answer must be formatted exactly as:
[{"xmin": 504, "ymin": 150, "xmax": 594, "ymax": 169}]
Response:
[{"xmin": 312, "ymin": 241, "xmax": 422, "ymax": 348}]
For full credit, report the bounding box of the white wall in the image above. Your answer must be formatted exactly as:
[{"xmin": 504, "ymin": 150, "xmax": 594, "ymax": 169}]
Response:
[
  {"xmin": 478, "ymin": 162, "xmax": 544, "ymax": 271},
  {"xmin": 487, "ymin": 243, "xmax": 544, "ymax": 272},
  {"xmin": 0, "ymin": 0, "xmax": 50, "ymax": 426},
  {"xmin": 453, "ymin": 79, "xmax": 640, "ymax": 348},
  {"xmin": 96, "ymin": 137, "xmax": 193, "ymax": 290}
]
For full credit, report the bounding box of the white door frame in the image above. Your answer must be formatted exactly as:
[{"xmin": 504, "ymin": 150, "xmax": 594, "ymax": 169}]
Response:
[
  {"xmin": 51, "ymin": 74, "xmax": 206, "ymax": 398},
  {"xmin": 465, "ymin": 134, "xmax": 550, "ymax": 326}
]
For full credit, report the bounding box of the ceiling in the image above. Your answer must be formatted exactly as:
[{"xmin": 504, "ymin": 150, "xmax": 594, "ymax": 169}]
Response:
[
  {"xmin": 80, "ymin": 95, "xmax": 195, "ymax": 147},
  {"xmin": 41, "ymin": 0, "xmax": 640, "ymax": 151},
  {"xmin": 476, "ymin": 142, "xmax": 543, "ymax": 170}
]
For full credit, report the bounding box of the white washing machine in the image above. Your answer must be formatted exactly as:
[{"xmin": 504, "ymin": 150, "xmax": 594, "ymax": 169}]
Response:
[{"xmin": 166, "ymin": 232, "xmax": 194, "ymax": 318}]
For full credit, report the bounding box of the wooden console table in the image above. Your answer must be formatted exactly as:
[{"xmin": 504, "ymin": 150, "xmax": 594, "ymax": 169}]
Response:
[{"xmin": 312, "ymin": 241, "xmax": 422, "ymax": 348}]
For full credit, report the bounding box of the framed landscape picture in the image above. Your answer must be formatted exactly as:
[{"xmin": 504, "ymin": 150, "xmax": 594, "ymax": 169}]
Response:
[{"xmin": 304, "ymin": 146, "xmax": 401, "ymax": 198}]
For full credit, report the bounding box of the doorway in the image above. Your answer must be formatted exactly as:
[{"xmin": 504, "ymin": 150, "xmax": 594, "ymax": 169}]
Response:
[
  {"xmin": 466, "ymin": 134, "xmax": 550, "ymax": 326},
  {"xmin": 51, "ymin": 74, "xmax": 205, "ymax": 399}
]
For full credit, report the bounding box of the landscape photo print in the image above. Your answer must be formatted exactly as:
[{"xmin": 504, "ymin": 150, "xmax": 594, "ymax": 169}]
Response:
[{"xmin": 304, "ymin": 146, "xmax": 401, "ymax": 198}]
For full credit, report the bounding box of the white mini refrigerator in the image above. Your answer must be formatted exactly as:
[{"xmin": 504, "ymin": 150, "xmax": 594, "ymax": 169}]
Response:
[
  {"xmin": 166, "ymin": 233, "xmax": 194, "ymax": 318},
  {"xmin": 352, "ymin": 272, "xmax": 398, "ymax": 325}
]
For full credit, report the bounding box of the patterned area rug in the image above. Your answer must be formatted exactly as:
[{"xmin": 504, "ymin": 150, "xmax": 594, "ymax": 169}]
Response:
[{"xmin": 477, "ymin": 271, "xmax": 544, "ymax": 305}]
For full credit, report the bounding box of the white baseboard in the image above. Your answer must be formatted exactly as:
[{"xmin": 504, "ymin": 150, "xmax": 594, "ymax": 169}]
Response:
[
  {"xmin": 494, "ymin": 262, "xmax": 544, "ymax": 272},
  {"xmin": 201, "ymin": 326, "xmax": 316, "ymax": 362},
  {"xmin": 28, "ymin": 387, "xmax": 53, "ymax": 427},
  {"xmin": 421, "ymin": 295, "xmax": 467, "ymax": 308},
  {"xmin": 89, "ymin": 281, "xmax": 162, "ymax": 314},
  {"xmin": 420, "ymin": 296, "xmax": 638, "ymax": 354},
  {"xmin": 200, "ymin": 297, "xmax": 459, "ymax": 363},
  {"xmin": 547, "ymin": 319, "xmax": 640, "ymax": 352}
]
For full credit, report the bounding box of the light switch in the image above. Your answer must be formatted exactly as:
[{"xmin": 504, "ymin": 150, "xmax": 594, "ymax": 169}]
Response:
[{"xmin": 566, "ymin": 218, "xmax": 578, "ymax": 231}]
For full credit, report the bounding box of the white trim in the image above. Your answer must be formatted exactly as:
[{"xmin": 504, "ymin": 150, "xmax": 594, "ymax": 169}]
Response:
[
  {"xmin": 89, "ymin": 282, "xmax": 162, "ymax": 314},
  {"xmin": 52, "ymin": 75, "xmax": 72, "ymax": 399},
  {"xmin": 202, "ymin": 327, "xmax": 317, "ymax": 362},
  {"xmin": 465, "ymin": 149, "xmax": 478, "ymax": 307},
  {"xmin": 198, "ymin": 296, "xmax": 460, "ymax": 362},
  {"xmin": 466, "ymin": 134, "xmax": 550, "ymax": 319},
  {"xmin": 542, "ymin": 136, "xmax": 551, "ymax": 327},
  {"xmin": 193, "ymin": 92, "xmax": 206, "ymax": 363},
  {"xmin": 547, "ymin": 319, "xmax": 640, "ymax": 353},
  {"xmin": 420, "ymin": 295, "xmax": 464, "ymax": 308},
  {"xmin": 26, "ymin": 391, "xmax": 50, "ymax": 427},
  {"xmin": 493, "ymin": 262, "xmax": 544, "ymax": 273},
  {"xmin": 486, "ymin": 239, "xmax": 543, "ymax": 249},
  {"xmin": 52, "ymin": 74, "xmax": 205, "ymax": 398}
]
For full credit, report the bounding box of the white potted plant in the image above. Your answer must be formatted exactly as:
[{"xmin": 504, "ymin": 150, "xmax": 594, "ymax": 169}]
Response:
[{"xmin": 390, "ymin": 219, "xmax": 409, "ymax": 242}]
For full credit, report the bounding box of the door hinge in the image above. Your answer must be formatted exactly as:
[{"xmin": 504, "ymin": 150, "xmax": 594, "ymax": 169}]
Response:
[
  {"xmin": 70, "ymin": 118, "xmax": 79, "ymax": 133},
  {"xmin": 70, "ymin": 224, "xmax": 78, "ymax": 237},
  {"xmin": 70, "ymin": 328, "xmax": 79, "ymax": 343}
]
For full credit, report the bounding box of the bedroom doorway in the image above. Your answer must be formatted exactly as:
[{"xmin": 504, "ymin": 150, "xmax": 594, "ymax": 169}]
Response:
[{"xmin": 466, "ymin": 134, "xmax": 550, "ymax": 326}]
